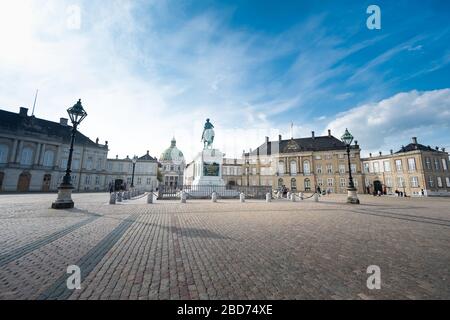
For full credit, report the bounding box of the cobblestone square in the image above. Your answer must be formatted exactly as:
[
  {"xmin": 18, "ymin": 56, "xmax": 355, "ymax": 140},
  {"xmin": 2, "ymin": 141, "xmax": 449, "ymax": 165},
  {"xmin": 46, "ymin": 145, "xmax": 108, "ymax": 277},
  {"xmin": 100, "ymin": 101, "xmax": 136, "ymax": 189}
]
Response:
[{"xmin": 0, "ymin": 193, "xmax": 449, "ymax": 300}]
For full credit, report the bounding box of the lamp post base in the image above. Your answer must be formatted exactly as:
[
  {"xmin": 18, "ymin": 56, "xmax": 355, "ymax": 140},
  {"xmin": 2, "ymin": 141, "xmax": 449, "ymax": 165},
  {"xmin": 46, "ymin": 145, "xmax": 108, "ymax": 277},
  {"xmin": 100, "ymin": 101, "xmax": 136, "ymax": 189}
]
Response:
[
  {"xmin": 347, "ymin": 187, "xmax": 360, "ymax": 204},
  {"xmin": 52, "ymin": 184, "xmax": 75, "ymax": 209}
]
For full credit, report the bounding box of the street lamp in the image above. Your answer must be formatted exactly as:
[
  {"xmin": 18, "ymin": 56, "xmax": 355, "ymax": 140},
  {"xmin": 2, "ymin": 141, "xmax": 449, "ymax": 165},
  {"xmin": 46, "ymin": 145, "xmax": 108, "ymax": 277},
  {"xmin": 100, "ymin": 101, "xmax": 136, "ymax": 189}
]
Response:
[
  {"xmin": 131, "ymin": 155, "xmax": 138, "ymax": 188},
  {"xmin": 341, "ymin": 128, "xmax": 360, "ymax": 204},
  {"xmin": 52, "ymin": 99, "xmax": 88, "ymax": 209}
]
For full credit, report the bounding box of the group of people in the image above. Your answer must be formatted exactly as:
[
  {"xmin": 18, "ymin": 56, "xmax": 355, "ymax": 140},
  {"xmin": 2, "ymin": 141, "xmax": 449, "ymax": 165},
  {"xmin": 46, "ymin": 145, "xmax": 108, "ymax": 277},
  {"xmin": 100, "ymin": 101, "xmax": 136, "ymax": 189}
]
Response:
[{"xmin": 108, "ymin": 181, "xmax": 128, "ymax": 194}]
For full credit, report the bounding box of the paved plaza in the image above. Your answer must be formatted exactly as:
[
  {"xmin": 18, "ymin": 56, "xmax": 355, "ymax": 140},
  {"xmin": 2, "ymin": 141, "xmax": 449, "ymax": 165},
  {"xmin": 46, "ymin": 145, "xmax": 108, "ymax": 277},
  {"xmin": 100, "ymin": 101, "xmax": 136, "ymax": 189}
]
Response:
[{"xmin": 0, "ymin": 193, "xmax": 449, "ymax": 300}]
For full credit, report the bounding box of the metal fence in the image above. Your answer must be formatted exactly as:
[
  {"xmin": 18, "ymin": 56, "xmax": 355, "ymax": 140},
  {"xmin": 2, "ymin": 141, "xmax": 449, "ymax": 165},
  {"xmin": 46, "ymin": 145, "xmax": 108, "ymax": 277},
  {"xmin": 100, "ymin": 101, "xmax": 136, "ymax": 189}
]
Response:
[{"xmin": 157, "ymin": 184, "xmax": 273, "ymax": 200}]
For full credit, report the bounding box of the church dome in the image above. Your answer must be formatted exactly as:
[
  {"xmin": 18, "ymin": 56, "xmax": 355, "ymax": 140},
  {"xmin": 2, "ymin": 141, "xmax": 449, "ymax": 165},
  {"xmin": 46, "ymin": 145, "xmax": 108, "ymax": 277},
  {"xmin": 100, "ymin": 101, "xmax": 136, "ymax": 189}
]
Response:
[{"xmin": 160, "ymin": 137, "xmax": 185, "ymax": 162}]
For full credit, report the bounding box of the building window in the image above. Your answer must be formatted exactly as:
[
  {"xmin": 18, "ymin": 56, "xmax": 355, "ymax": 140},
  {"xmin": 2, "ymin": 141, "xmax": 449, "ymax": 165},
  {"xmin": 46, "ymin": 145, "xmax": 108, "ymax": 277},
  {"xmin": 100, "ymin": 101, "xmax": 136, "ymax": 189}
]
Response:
[
  {"xmin": 0, "ymin": 144, "xmax": 9, "ymax": 163},
  {"xmin": 147, "ymin": 178, "xmax": 152, "ymax": 185},
  {"xmin": 442, "ymin": 159, "xmax": 448, "ymax": 171},
  {"xmin": 20, "ymin": 147, "xmax": 33, "ymax": 165},
  {"xmin": 97, "ymin": 159, "xmax": 103, "ymax": 170},
  {"xmin": 386, "ymin": 177, "xmax": 392, "ymax": 187},
  {"xmin": 85, "ymin": 175, "xmax": 91, "ymax": 185},
  {"xmin": 397, "ymin": 177, "xmax": 405, "ymax": 188},
  {"xmin": 434, "ymin": 159, "xmax": 440, "ymax": 171},
  {"xmin": 373, "ymin": 162, "xmax": 380, "ymax": 173},
  {"xmin": 291, "ymin": 178, "xmax": 297, "ymax": 191},
  {"xmin": 95, "ymin": 176, "xmax": 100, "ymax": 185},
  {"xmin": 252, "ymin": 167, "xmax": 257, "ymax": 175},
  {"xmin": 290, "ymin": 160, "xmax": 297, "ymax": 175},
  {"xmin": 278, "ymin": 178, "xmax": 283, "ymax": 187},
  {"xmin": 326, "ymin": 164, "xmax": 332, "ymax": 174},
  {"xmin": 408, "ymin": 158, "xmax": 416, "ymax": 172},
  {"xmin": 318, "ymin": 178, "xmax": 323, "ymax": 186},
  {"xmin": 437, "ymin": 177, "xmax": 443, "ymax": 188},
  {"xmin": 61, "ymin": 158, "xmax": 68, "ymax": 169},
  {"xmin": 383, "ymin": 161, "xmax": 391, "ymax": 172},
  {"xmin": 425, "ymin": 158, "xmax": 431, "ymax": 170},
  {"xmin": 304, "ymin": 178, "xmax": 311, "ymax": 191},
  {"xmin": 316, "ymin": 165, "xmax": 322, "ymax": 174},
  {"xmin": 43, "ymin": 150, "xmax": 55, "ymax": 167},
  {"xmin": 410, "ymin": 176, "xmax": 419, "ymax": 188},
  {"xmin": 327, "ymin": 178, "xmax": 333, "ymax": 186},
  {"xmin": 428, "ymin": 176, "xmax": 434, "ymax": 188},
  {"xmin": 395, "ymin": 159, "xmax": 402, "ymax": 172},
  {"xmin": 303, "ymin": 161, "xmax": 310, "ymax": 174},
  {"xmin": 446, "ymin": 177, "xmax": 450, "ymax": 187},
  {"xmin": 86, "ymin": 157, "xmax": 93, "ymax": 170},
  {"xmin": 278, "ymin": 161, "xmax": 284, "ymax": 175},
  {"xmin": 351, "ymin": 164, "xmax": 356, "ymax": 173},
  {"xmin": 364, "ymin": 163, "xmax": 370, "ymax": 173},
  {"xmin": 339, "ymin": 164, "xmax": 345, "ymax": 174},
  {"xmin": 137, "ymin": 177, "xmax": 142, "ymax": 185},
  {"xmin": 340, "ymin": 178, "xmax": 346, "ymax": 187}
]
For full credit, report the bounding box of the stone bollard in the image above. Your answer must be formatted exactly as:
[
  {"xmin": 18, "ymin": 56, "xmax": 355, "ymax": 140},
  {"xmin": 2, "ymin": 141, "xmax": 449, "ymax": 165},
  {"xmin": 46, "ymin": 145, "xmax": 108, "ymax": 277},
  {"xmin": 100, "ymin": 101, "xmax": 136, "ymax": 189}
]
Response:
[
  {"xmin": 277, "ymin": 191, "xmax": 282, "ymax": 199},
  {"xmin": 300, "ymin": 192, "xmax": 304, "ymax": 200},
  {"xmin": 314, "ymin": 193, "xmax": 319, "ymax": 202},
  {"xmin": 123, "ymin": 191, "xmax": 128, "ymax": 200},
  {"xmin": 147, "ymin": 192, "xmax": 153, "ymax": 204},
  {"xmin": 286, "ymin": 192, "xmax": 291, "ymax": 200},
  {"xmin": 266, "ymin": 193, "xmax": 271, "ymax": 202},
  {"xmin": 240, "ymin": 192, "xmax": 245, "ymax": 203},
  {"xmin": 117, "ymin": 191, "xmax": 122, "ymax": 202},
  {"xmin": 211, "ymin": 192, "xmax": 217, "ymax": 202},
  {"xmin": 180, "ymin": 191, "xmax": 186, "ymax": 203},
  {"xmin": 291, "ymin": 193, "xmax": 296, "ymax": 202},
  {"xmin": 109, "ymin": 192, "xmax": 116, "ymax": 205}
]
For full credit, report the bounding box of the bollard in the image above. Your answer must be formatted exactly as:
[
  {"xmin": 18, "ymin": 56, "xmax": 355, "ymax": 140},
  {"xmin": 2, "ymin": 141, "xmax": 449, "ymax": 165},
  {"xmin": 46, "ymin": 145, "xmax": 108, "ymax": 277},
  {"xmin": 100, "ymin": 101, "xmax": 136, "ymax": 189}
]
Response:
[
  {"xmin": 314, "ymin": 193, "xmax": 319, "ymax": 202},
  {"xmin": 123, "ymin": 191, "xmax": 128, "ymax": 200},
  {"xmin": 277, "ymin": 191, "xmax": 282, "ymax": 199},
  {"xmin": 147, "ymin": 192, "xmax": 153, "ymax": 204},
  {"xmin": 266, "ymin": 193, "xmax": 271, "ymax": 202},
  {"xmin": 117, "ymin": 191, "xmax": 122, "ymax": 202},
  {"xmin": 291, "ymin": 193, "xmax": 296, "ymax": 202},
  {"xmin": 180, "ymin": 191, "xmax": 186, "ymax": 203},
  {"xmin": 300, "ymin": 192, "xmax": 304, "ymax": 200},
  {"xmin": 109, "ymin": 192, "xmax": 116, "ymax": 205},
  {"xmin": 240, "ymin": 192, "xmax": 245, "ymax": 203},
  {"xmin": 211, "ymin": 192, "xmax": 217, "ymax": 202}
]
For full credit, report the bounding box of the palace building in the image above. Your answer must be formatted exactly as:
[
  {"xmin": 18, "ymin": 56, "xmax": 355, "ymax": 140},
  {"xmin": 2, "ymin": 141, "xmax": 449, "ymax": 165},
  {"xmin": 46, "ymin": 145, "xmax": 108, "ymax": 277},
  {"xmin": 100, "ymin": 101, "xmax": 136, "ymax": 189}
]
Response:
[
  {"xmin": 361, "ymin": 137, "xmax": 449, "ymax": 196},
  {"xmin": 159, "ymin": 137, "xmax": 185, "ymax": 189},
  {"xmin": 241, "ymin": 130, "xmax": 364, "ymax": 194},
  {"xmin": 0, "ymin": 107, "xmax": 157, "ymax": 192}
]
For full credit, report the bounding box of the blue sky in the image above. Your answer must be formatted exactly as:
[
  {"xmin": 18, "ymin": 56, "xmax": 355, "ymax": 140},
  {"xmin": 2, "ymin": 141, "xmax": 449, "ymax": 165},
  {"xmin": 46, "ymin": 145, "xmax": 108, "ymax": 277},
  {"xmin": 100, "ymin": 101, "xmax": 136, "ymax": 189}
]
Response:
[{"xmin": 0, "ymin": 0, "xmax": 449, "ymax": 160}]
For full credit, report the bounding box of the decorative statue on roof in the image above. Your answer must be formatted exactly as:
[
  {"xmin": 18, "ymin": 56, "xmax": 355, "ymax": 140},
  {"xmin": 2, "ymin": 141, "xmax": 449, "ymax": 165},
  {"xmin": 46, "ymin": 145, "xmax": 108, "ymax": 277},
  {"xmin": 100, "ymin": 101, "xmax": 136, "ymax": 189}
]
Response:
[{"xmin": 201, "ymin": 118, "xmax": 215, "ymax": 149}]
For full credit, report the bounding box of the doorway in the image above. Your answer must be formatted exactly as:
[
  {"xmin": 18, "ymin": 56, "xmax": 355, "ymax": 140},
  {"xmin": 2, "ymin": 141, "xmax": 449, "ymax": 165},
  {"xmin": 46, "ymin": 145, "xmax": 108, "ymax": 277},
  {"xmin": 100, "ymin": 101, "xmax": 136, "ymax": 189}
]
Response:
[
  {"xmin": 42, "ymin": 174, "xmax": 51, "ymax": 192},
  {"xmin": 374, "ymin": 180, "xmax": 383, "ymax": 194},
  {"xmin": 17, "ymin": 172, "xmax": 31, "ymax": 192}
]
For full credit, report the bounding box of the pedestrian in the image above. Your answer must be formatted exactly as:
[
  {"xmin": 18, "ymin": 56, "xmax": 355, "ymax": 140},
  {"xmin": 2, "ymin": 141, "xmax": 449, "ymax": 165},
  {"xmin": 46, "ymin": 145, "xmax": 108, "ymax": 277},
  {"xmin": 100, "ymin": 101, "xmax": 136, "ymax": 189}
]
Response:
[
  {"xmin": 421, "ymin": 189, "xmax": 424, "ymax": 196},
  {"xmin": 317, "ymin": 186, "xmax": 321, "ymax": 196},
  {"xmin": 109, "ymin": 183, "xmax": 113, "ymax": 194}
]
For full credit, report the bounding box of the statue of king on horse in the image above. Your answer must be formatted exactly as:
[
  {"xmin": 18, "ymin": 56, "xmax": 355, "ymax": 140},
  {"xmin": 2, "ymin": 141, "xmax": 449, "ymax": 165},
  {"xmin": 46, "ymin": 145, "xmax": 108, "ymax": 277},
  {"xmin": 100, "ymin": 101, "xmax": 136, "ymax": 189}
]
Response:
[{"xmin": 201, "ymin": 118, "xmax": 215, "ymax": 149}]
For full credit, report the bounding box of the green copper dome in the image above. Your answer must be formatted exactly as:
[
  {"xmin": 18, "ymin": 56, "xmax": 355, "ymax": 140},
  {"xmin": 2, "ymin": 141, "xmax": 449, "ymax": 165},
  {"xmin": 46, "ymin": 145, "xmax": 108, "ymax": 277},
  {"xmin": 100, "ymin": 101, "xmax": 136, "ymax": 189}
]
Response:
[{"xmin": 160, "ymin": 137, "xmax": 185, "ymax": 162}]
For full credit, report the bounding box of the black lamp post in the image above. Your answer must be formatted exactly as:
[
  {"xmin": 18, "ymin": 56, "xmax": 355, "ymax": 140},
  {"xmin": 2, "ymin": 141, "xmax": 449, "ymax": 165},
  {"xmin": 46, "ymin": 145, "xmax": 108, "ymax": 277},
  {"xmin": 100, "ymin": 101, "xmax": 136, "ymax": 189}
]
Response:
[
  {"xmin": 341, "ymin": 128, "xmax": 360, "ymax": 204},
  {"xmin": 131, "ymin": 156, "xmax": 137, "ymax": 188},
  {"xmin": 52, "ymin": 99, "xmax": 87, "ymax": 209}
]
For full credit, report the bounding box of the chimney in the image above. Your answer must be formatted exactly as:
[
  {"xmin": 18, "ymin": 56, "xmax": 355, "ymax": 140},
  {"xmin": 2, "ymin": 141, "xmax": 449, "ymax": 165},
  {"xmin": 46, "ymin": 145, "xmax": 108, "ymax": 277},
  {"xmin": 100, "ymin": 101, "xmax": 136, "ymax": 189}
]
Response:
[
  {"xmin": 311, "ymin": 131, "xmax": 315, "ymax": 139},
  {"xmin": 105, "ymin": 141, "xmax": 108, "ymax": 146},
  {"xmin": 379, "ymin": 151, "xmax": 382, "ymax": 156},
  {"xmin": 369, "ymin": 153, "xmax": 372, "ymax": 157},
  {"xmin": 126, "ymin": 155, "xmax": 129, "ymax": 159},
  {"xmin": 278, "ymin": 134, "xmax": 282, "ymax": 142},
  {"xmin": 412, "ymin": 137, "xmax": 418, "ymax": 144},
  {"xmin": 328, "ymin": 129, "xmax": 331, "ymax": 137},
  {"xmin": 435, "ymin": 146, "xmax": 439, "ymax": 151},
  {"xmin": 390, "ymin": 149, "xmax": 393, "ymax": 155},
  {"xmin": 95, "ymin": 137, "xmax": 99, "ymax": 144},
  {"xmin": 442, "ymin": 148, "xmax": 446, "ymax": 152},
  {"xmin": 116, "ymin": 155, "xmax": 118, "ymax": 159},
  {"xmin": 265, "ymin": 136, "xmax": 269, "ymax": 144},
  {"xmin": 354, "ymin": 140, "xmax": 358, "ymax": 146},
  {"xmin": 146, "ymin": 150, "xmax": 150, "ymax": 155},
  {"xmin": 19, "ymin": 107, "xmax": 28, "ymax": 117}
]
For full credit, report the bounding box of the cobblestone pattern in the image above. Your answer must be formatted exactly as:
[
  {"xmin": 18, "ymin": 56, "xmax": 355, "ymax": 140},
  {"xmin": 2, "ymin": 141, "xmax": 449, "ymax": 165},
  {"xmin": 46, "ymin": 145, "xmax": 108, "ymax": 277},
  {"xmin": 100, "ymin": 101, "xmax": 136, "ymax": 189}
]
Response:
[{"xmin": 0, "ymin": 193, "xmax": 449, "ymax": 300}]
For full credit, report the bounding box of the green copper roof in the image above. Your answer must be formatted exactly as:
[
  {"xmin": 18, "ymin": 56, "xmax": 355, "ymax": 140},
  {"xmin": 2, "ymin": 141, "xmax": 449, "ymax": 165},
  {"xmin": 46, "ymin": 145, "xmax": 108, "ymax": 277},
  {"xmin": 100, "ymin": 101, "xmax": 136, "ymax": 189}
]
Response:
[{"xmin": 160, "ymin": 138, "xmax": 184, "ymax": 161}]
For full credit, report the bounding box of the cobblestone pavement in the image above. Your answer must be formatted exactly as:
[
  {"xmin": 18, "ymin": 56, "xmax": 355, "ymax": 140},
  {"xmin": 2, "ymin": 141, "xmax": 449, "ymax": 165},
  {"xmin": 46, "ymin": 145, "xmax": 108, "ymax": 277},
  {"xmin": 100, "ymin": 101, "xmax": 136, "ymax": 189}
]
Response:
[{"xmin": 0, "ymin": 193, "xmax": 449, "ymax": 300}]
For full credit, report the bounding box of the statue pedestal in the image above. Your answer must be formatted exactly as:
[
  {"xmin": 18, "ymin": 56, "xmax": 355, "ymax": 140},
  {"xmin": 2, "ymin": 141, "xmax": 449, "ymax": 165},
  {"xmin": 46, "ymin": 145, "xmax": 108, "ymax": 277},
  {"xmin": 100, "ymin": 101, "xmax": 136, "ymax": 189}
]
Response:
[{"xmin": 192, "ymin": 148, "xmax": 225, "ymax": 187}]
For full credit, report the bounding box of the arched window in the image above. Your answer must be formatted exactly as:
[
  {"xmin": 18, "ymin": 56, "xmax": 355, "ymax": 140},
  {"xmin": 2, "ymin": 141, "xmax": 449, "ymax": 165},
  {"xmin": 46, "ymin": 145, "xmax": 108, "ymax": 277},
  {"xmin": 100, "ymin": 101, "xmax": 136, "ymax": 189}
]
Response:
[
  {"xmin": 20, "ymin": 147, "xmax": 33, "ymax": 165},
  {"xmin": 278, "ymin": 161, "xmax": 285, "ymax": 174},
  {"xmin": 290, "ymin": 160, "xmax": 297, "ymax": 175},
  {"xmin": 0, "ymin": 144, "xmax": 9, "ymax": 163},
  {"xmin": 291, "ymin": 178, "xmax": 297, "ymax": 191},
  {"xmin": 303, "ymin": 160, "xmax": 310, "ymax": 174},
  {"xmin": 278, "ymin": 178, "xmax": 283, "ymax": 187},
  {"xmin": 304, "ymin": 178, "xmax": 311, "ymax": 191},
  {"xmin": 43, "ymin": 150, "xmax": 55, "ymax": 167}
]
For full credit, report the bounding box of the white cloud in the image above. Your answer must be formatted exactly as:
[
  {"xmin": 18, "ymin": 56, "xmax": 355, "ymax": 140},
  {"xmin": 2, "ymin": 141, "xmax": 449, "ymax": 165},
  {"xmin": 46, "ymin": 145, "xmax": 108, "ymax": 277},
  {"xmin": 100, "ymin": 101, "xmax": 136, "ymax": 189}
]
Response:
[{"xmin": 325, "ymin": 89, "xmax": 450, "ymax": 155}]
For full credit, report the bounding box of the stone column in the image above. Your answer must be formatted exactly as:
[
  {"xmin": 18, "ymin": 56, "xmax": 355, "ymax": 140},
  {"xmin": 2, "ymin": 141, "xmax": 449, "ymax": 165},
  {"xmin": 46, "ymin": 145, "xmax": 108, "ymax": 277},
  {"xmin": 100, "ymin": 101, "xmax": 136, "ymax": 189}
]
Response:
[
  {"xmin": 15, "ymin": 141, "xmax": 23, "ymax": 163},
  {"xmin": 10, "ymin": 139, "xmax": 18, "ymax": 162}
]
